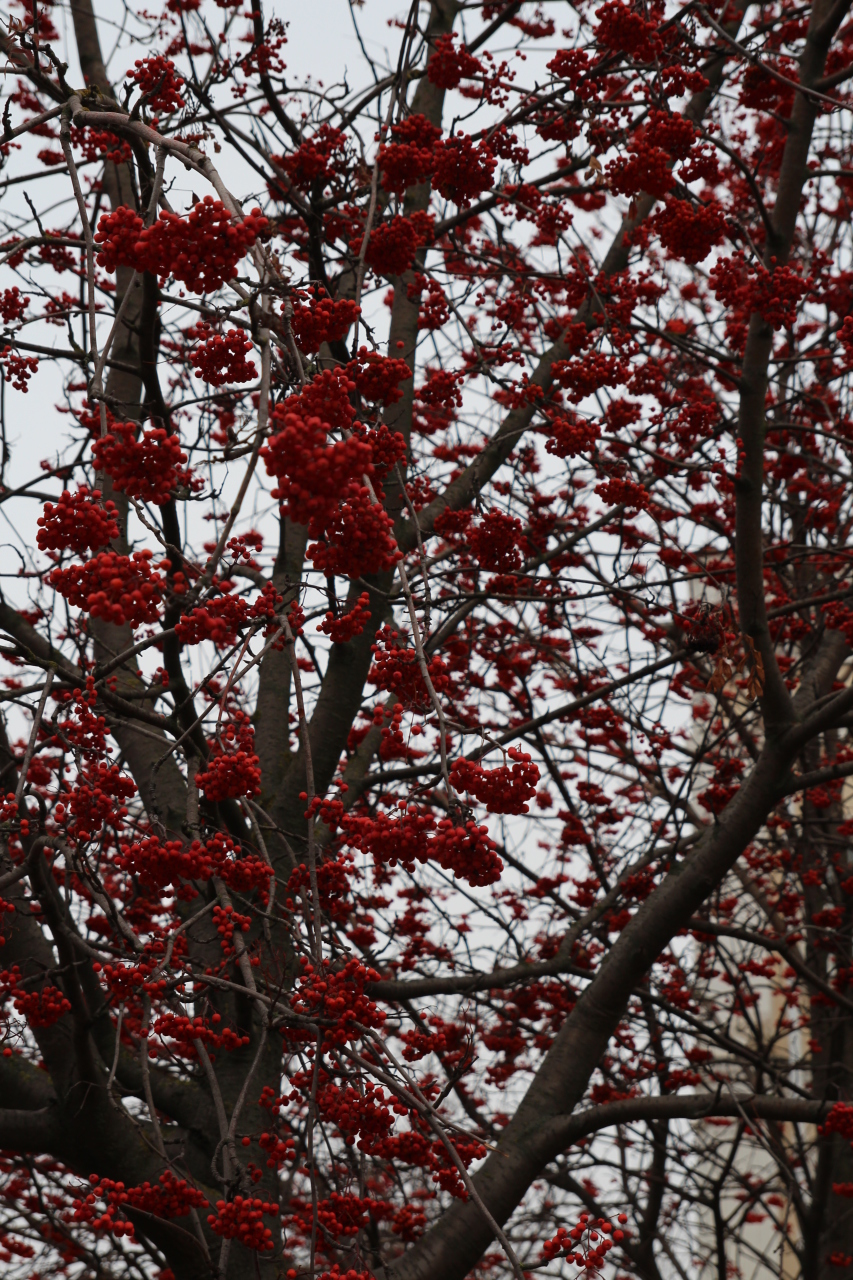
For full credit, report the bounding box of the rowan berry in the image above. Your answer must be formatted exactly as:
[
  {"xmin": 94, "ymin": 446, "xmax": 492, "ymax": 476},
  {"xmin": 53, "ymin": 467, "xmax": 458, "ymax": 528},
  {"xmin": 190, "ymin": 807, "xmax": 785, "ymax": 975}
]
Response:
[
  {"xmin": 126, "ymin": 55, "xmax": 186, "ymax": 113},
  {"xmin": 37, "ymin": 487, "xmax": 120, "ymax": 553}
]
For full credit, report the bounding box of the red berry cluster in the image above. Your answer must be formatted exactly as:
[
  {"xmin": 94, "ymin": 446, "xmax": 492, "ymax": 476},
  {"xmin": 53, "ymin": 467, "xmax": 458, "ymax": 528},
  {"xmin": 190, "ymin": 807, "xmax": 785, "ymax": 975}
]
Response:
[
  {"xmin": 226, "ymin": 530, "xmax": 263, "ymax": 566},
  {"xmin": 72, "ymin": 1172, "xmax": 207, "ymax": 1241},
  {"xmin": 544, "ymin": 413, "xmax": 601, "ymax": 460},
  {"xmin": 1, "ymin": 967, "xmax": 72, "ymax": 1028},
  {"xmin": 37, "ymin": 487, "xmax": 120, "ymax": 553},
  {"xmin": 118, "ymin": 831, "xmax": 270, "ymax": 900},
  {"xmin": 286, "ymin": 366, "xmax": 356, "ymax": 429},
  {"xmin": 308, "ymin": 1075, "xmax": 395, "ymax": 1149},
  {"xmin": 370, "ymin": 626, "xmax": 452, "ymax": 712},
  {"xmin": 152, "ymin": 1011, "xmax": 251, "ymax": 1055},
  {"xmin": 291, "ymin": 956, "xmax": 385, "ymax": 1045},
  {"xmin": 285, "ymin": 850, "xmax": 354, "ymax": 923},
  {"xmin": 56, "ymin": 678, "xmax": 108, "ymax": 754},
  {"xmin": 51, "ymin": 550, "xmax": 170, "ymax": 627},
  {"xmin": 262, "ymin": 369, "xmax": 404, "ymax": 578},
  {"xmin": 432, "ymin": 134, "xmax": 496, "ymax": 206},
  {"xmin": 278, "ymin": 123, "xmax": 349, "ymax": 187},
  {"xmin": 195, "ymin": 717, "xmax": 261, "ymax": 802},
  {"xmin": 357, "ymin": 215, "xmax": 421, "ymax": 277},
  {"xmin": 1, "ymin": 346, "xmax": 39, "ymax": 392},
  {"xmin": 176, "ymin": 589, "xmax": 249, "ymax": 647},
  {"xmin": 349, "ymin": 348, "xmax": 412, "ymax": 406},
  {"xmin": 541, "ymin": 1213, "xmax": 627, "ymax": 1270},
  {"xmin": 212, "ymin": 902, "xmax": 251, "ymax": 956},
  {"xmin": 596, "ymin": 0, "xmax": 661, "ymax": 61},
  {"xmin": 67, "ymin": 761, "xmax": 137, "ymax": 839},
  {"xmin": 654, "ymin": 196, "xmax": 726, "ymax": 264},
  {"xmin": 426, "ymin": 33, "xmax": 484, "ymax": 90},
  {"xmin": 552, "ymin": 353, "xmax": 624, "ymax": 402},
  {"xmin": 450, "ymin": 748, "xmax": 540, "ymax": 814},
  {"xmin": 70, "ymin": 124, "xmax": 132, "ymax": 165},
  {"xmin": 840, "ymin": 316, "xmax": 853, "ymax": 361},
  {"xmin": 190, "ymin": 325, "xmax": 257, "ymax": 386},
  {"xmin": 710, "ymin": 252, "xmax": 812, "ymax": 332},
  {"xmin": 207, "ymin": 1197, "xmax": 278, "ymax": 1252},
  {"xmin": 594, "ymin": 475, "xmax": 650, "ymax": 512},
  {"xmin": 264, "ymin": 411, "xmax": 373, "ymax": 525},
  {"xmin": 92, "ymin": 422, "xmax": 189, "ymax": 505},
  {"xmin": 378, "ymin": 114, "xmax": 441, "ymax": 195},
  {"xmin": 820, "ymin": 1101, "xmax": 853, "ymax": 1140},
  {"xmin": 95, "ymin": 198, "xmax": 268, "ymax": 293},
  {"xmin": 467, "ymin": 510, "xmax": 525, "ymax": 572},
  {"xmin": 0, "ymin": 287, "xmax": 28, "ymax": 323},
  {"xmin": 317, "ymin": 591, "xmax": 372, "ymax": 644},
  {"xmin": 259, "ymin": 1130, "xmax": 297, "ymax": 1168},
  {"xmin": 309, "ymin": 491, "xmax": 401, "ymax": 578},
  {"xmin": 409, "ymin": 272, "xmax": 450, "ymax": 331},
  {"xmin": 288, "ymin": 289, "xmax": 360, "ymax": 355},
  {"xmin": 343, "ymin": 807, "xmax": 503, "ymax": 887},
  {"xmin": 126, "ymin": 55, "xmax": 186, "ymax": 113}
]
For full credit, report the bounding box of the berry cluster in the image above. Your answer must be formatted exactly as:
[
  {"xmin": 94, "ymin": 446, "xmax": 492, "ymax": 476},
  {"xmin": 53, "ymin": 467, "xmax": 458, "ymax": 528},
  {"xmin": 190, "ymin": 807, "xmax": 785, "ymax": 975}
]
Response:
[
  {"xmin": 92, "ymin": 423, "xmax": 189, "ymax": 505},
  {"xmin": 212, "ymin": 903, "xmax": 251, "ymax": 956},
  {"xmin": 67, "ymin": 761, "xmax": 137, "ymax": 839},
  {"xmin": 258, "ymin": 1129, "xmax": 297, "ymax": 1168},
  {"xmin": 317, "ymin": 592, "xmax": 372, "ymax": 644},
  {"xmin": 176, "ymin": 589, "xmax": 250, "ymax": 647},
  {"xmin": 545, "ymin": 414, "xmax": 601, "ymax": 460},
  {"xmin": 264, "ymin": 411, "xmax": 374, "ymax": 525},
  {"xmin": 710, "ymin": 252, "xmax": 812, "ymax": 331},
  {"xmin": 820, "ymin": 1102, "xmax": 853, "ymax": 1140},
  {"xmin": 427, "ymin": 33, "xmax": 484, "ymax": 90},
  {"xmin": 262, "ymin": 368, "xmax": 405, "ymax": 578},
  {"xmin": 226, "ymin": 530, "xmax": 263, "ymax": 566},
  {"xmin": 152, "ymin": 1011, "xmax": 251, "ymax": 1055},
  {"xmin": 285, "ymin": 366, "xmax": 356, "ymax": 430},
  {"xmin": 654, "ymin": 196, "xmax": 726, "ymax": 264},
  {"xmin": 432, "ymin": 134, "xmax": 496, "ymax": 206},
  {"xmin": 409, "ymin": 272, "xmax": 450, "ymax": 331},
  {"xmin": 51, "ymin": 550, "xmax": 170, "ymax": 627},
  {"xmin": 595, "ymin": 0, "xmax": 661, "ymax": 61},
  {"xmin": 195, "ymin": 718, "xmax": 261, "ymax": 802},
  {"xmin": 450, "ymin": 748, "xmax": 540, "ymax": 814},
  {"xmin": 37, "ymin": 487, "xmax": 120, "ymax": 553},
  {"xmin": 467, "ymin": 510, "xmax": 525, "ymax": 572},
  {"xmin": 1, "ymin": 967, "xmax": 72, "ymax": 1029},
  {"xmin": 370, "ymin": 627, "xmax": 452, "ymax": 712},
  {"xmin": 343, "ymin": 808, "xmax": 503, "ymax": 886},
  {"xmin": 0, "ymin": 287, "xmax": 28, "ymax": 323},
  {"xmin": 190, "ymin": 325, "xmax": 257, "ymax": 386},
  {"xmin": 126, "ymin": 55, "xmax": 186, "ymax": 113},
  {"xmin": 541, "ymin": 1214, "xmax": 628, "ymax": 1270},
  {"xmin": 309, "ymin": 490, "xmax": 401, "ymax": 578},
  {"xmin": 72, "ymin": 1172, "xmax": 207, "ymax": 1241},
  {"xmin": 71, "ymin": 125, "xmax": 132, "ymax": 165},
  {"xmin": 119, "ymin": 831, "xmax": 270, "ymax": 900},
  {"xmin": 95, "ymin": 198, "xmax": 268, "ymax": 293},
  {"xmin": 349, "ymin": 348, "xmax": 412, "ymax": 406},
  {"xmin": 288, "ymin": 289, "xmax": 360, "ymax": 354},
  {"xmin": 553, "ymin": 353, "xmax": 624, "ymax": 402},
  {"xmin": 379, "ymin": 114, "xmax": 441, "ymax": 195},
  {"xmin": 291, "ymin": 956, "xmax": 385, "ymax": 1046},
  {"xmin": 278, "ymin": 123, "xmax": 349, "ymax": 187},
  {"xmin": 1, "ymin": 347, "xmax": 39, "ymax": 393},
  {"xmin": 355, "ymin": 215, "xmax": 422, "ymax": 278},
  {"xmin": 207, "ymin": 1197, "xmax": 278, "ymax": 1252}
]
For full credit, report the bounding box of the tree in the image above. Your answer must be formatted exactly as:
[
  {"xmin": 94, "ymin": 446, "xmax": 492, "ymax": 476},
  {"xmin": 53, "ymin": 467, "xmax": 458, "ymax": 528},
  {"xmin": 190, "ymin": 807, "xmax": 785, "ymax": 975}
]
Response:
[{"xmin": 3, "ymin": 0, "xmax": 853, "ymax": 1275}]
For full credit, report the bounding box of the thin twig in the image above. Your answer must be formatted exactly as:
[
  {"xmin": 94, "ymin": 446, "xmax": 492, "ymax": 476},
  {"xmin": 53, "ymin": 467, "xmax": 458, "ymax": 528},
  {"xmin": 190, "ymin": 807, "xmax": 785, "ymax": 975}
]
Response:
[{"xmin": 14, "ymin": 667, "xmax": 53, "ymax": 805}]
